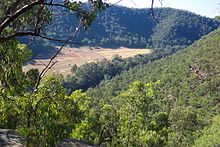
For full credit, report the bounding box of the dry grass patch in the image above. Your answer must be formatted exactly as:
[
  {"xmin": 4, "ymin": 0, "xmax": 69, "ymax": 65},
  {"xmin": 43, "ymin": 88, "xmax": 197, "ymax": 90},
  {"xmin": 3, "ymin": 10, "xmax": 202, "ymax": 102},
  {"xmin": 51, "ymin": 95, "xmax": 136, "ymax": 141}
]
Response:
[{"xmin": 23, "ymin": 46, "xmax": 151, "ymax": 76}]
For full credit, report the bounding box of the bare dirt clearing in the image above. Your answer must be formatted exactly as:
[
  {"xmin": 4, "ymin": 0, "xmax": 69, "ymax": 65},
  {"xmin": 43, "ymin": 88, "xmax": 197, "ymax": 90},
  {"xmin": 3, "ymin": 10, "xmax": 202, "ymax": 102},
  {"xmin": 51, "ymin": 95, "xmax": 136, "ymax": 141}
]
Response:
[{"xmin": 23, "ymin": 46, "xmax": 151, "ymax": 76}]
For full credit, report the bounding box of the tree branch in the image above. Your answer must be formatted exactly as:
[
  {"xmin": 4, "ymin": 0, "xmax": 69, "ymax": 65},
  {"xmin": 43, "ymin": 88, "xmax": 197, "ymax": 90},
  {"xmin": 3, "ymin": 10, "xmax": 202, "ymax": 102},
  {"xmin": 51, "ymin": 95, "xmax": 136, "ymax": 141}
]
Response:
[
  {"xmin": 0, "ymin": 1, "xmax": 84, "ymax": 41},
  {"xmin": 0, "ymin": 0, "xmax": 43, "ymax": 34},
  {"xmin": 150, "ymin": 0, "xmax": 155, "ymax": 19},
  {"xmin": 34, "ymin": 24, "xmax": 82, "ymax": 91},
  {"xmin": 0, "ymin": 32, "xmax": 36, "ymax": 41},
  {"xmin": 0, "ymin": 31, "xmax": 82, "ymax": 44},
  {"xmin": 43, "ymin": 2, "xmax": 84, "ymax": 14}
]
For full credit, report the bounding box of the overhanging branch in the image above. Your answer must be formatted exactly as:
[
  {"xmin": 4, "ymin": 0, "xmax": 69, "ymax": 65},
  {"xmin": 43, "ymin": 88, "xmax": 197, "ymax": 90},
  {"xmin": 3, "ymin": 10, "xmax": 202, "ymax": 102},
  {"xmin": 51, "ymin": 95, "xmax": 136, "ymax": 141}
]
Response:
[
  {"xmin": 0, "ymin": 0, "xmax": 85, "ymax": 42},
  {"xmin": 0, "ymin": 0, "xmax": 43, "ymax": 34},
  {"xmin": 0, "ymin": 31, "xmax": 80, "ymax": 44},
  {"xmin": 44, "ymin": 2, "xmax": 84, "ymax": 14},
  {"xmin": 34, "ymin": 24, "xmax": 82, "ymax": 91}
]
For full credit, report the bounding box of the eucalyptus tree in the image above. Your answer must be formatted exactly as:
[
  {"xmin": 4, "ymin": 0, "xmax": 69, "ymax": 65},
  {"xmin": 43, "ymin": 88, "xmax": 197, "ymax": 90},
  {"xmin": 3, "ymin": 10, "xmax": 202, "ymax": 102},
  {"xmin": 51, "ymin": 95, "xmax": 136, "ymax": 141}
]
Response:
[
  {"xmin": 0, "ymin": 0, "xmax": 158, "ymax": 145},
  {"xmin": 0, "ymin": 0, "xmax": 109, "ymax": 145}
]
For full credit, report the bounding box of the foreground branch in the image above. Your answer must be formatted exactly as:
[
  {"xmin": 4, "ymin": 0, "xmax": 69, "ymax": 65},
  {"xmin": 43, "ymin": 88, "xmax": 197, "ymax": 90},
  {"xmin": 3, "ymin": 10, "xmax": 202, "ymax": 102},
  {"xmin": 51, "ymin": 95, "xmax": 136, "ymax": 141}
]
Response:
[
  {"xmin": 34, "ymin": 24, "xmax": 82, "ymax": 91},
  {"xmin": 0, "ymin": 30, "xmax": 83, "ymax": 44},
  {"xmin": 0, "ymin": 0, "xmax": 43, "ymax": 34},
  {"xmin": 0, "ymin": 0, "xmax": 84, "ymax": 42}
]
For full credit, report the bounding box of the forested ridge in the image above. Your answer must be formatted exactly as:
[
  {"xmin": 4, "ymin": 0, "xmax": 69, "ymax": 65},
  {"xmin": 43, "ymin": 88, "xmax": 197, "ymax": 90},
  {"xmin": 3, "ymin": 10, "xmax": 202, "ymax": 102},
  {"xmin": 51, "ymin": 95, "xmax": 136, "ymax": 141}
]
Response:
[
  {"xmin": 87, "ymin": 28, "xmax": 220, "ymax": 99},
  {"xmin": 79, "ymin": 28, "xmax": 220, "ymax": 146},
  {"xmin": 44, "ymin": 6, "xmax": 220, "ymax": 93},
  {"xmin": 27, "ymin": 6, "xmax": 219, "ymax": 58}
]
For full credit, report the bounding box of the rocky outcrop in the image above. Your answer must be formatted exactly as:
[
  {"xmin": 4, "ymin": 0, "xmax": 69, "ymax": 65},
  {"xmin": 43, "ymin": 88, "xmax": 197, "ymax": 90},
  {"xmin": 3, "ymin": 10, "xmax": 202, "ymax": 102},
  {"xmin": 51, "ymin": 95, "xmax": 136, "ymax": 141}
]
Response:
[
  {"xmin": 0, "ymin": 129, "xmax": 97, "ymax": 147},
  {"xmin": 57, "ymin": 139, "xmax": 97, "ymax": 147},
  {"xmin": 0, "ymin": 129, "xmax": 24, "ymax": 147}
]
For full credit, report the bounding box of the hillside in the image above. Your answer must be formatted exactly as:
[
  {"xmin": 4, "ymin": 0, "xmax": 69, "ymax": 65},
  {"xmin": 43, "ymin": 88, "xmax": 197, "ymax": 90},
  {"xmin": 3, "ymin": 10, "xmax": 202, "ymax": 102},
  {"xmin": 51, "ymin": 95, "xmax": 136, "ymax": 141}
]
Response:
[
  {"xmin": 76, "ymin": 29, "xmax": 220, "ymax": 146},
  {"xmin": 87, "ymin": 28, "xmax": 220, "ymax": 98},
  {"xmin": 26, "ymin": 6, "xmax": 219, "ymax": 58}
]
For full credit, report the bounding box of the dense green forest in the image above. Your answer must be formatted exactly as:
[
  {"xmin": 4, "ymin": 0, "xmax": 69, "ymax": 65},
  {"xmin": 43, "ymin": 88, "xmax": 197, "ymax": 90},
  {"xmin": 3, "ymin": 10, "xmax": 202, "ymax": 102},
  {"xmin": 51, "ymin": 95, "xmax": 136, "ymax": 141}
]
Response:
[
  {"xmin": 65, "ymin": 52, "xmax": 166, "ymax": 93},
  {"xmin": 1, "ymin": 26, "xmax": 219, "ymax": 146},
  {"xmin": 26, "ymin": 6, "xmax": 219, "ymax": 58},
  {"xmin": 0, "ymin": 0, "xmax": 220, "ymax": 146},
  {"xmin": 80, "ymin": 28, "xmax": 220, "ymax": 146}
]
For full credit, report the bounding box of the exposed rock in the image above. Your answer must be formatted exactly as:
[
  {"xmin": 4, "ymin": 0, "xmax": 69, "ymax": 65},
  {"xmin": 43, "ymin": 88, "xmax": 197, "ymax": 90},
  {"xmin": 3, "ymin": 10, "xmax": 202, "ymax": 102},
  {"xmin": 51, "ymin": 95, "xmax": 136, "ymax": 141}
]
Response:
[
  {"xmin": 57, "ymin": 139, "xmax": 97, "ymax": 147},
  {"xmin": 0, "ymin": 129, "xmax": 97, "ymax": 147},
  {"xmin": 0, "ymin": 129, "xmax": 24, "ymax": 147}
]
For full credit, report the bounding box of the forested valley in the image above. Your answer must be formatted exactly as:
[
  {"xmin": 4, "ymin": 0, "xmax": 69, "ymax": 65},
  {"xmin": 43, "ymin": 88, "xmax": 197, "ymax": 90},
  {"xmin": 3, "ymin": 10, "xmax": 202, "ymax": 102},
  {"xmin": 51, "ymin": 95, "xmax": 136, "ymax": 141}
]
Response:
[
  {"xmin": 25, "ymin": 5, "xmax": 219, "ymax": 92},
  {"xmin": 26, "ymin": 5, "xmax": 219, "ymax": 58},
  {"xmin": 0, "ymin": 0, "xmax": 220, "ymax": 146}
]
